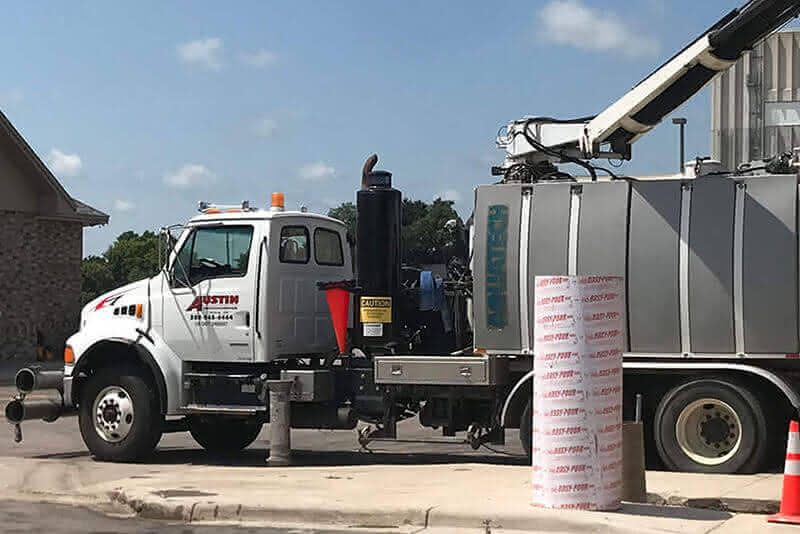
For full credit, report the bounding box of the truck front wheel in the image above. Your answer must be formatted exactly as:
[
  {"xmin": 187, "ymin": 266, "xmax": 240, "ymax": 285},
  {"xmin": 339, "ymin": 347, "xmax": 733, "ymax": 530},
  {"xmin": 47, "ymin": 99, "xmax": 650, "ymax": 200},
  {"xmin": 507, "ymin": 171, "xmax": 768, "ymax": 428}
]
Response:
[
  {"xmin": 78, "ymin": 366, "xmax": 163, "ymax": 462},
  {"xmin": 654, "ymin": 378, "xmax": 768, "ymax": 473},
  {"xmin": 189, "ymin": 417, "xmax": 263, "ymax": 453}
]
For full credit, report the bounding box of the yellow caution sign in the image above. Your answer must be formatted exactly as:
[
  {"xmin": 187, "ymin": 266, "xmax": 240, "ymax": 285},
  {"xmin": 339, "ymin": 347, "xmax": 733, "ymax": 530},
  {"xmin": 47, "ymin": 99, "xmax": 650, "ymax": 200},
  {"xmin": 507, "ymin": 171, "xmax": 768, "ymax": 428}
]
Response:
[{"xmin": 360, "ymin": 296, "xmax": 392, "ymax": 323}]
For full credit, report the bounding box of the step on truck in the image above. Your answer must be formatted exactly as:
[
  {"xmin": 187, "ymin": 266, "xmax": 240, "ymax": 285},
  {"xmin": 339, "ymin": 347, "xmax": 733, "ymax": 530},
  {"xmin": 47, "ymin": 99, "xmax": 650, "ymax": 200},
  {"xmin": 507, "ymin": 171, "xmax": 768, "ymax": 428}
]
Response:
[{"xmin": 7, "ymin": 0, "xmax": 800, "ymax": 473}]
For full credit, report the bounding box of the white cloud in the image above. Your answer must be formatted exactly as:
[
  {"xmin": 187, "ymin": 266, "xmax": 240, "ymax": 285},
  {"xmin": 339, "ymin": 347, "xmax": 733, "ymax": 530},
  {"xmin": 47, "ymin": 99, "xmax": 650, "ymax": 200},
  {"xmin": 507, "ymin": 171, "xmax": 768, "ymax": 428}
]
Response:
[
  {"xmin": 240, "ymin": 50, "xmax": 277, "ymax": 69},
  {"xmin": 435, "ymin": 190, "xmax": 462, "ymax": 203},
  {"xmin": 113, "ymin": 199, "xmax": 135, "ymax": 212},
  {"xmin": 45, "ymin": 149, "xmax": 82, "ymax": 177},
  {"xmin": 538, "ymin": 1, "xmax": 659, "ymax": 59},
  {"xmin": 176, "ymin": 38, "xmax": 224, "ymax": 71},
  {"xmin": 252, "ymin": 116, "xmax": 278, "ymax": 137},
  {"xmin": 299, "ymin": 161, "xmax": 336, "ymax": 181},
  {"xmin": 163, "ymin": 163, "xmax": 216, "ymax": 188}
]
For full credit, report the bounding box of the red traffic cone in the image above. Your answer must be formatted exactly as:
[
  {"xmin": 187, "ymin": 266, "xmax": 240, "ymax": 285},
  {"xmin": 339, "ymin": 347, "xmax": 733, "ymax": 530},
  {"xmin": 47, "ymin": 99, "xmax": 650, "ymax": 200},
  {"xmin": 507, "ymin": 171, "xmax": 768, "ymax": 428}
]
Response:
[
  {"xmin": 324, "ymin": 287, "xmax": 350, "ymax": 354},
  {"xmin": 769, "ymin": 420, "xmax": 800, "ymax": 524}
]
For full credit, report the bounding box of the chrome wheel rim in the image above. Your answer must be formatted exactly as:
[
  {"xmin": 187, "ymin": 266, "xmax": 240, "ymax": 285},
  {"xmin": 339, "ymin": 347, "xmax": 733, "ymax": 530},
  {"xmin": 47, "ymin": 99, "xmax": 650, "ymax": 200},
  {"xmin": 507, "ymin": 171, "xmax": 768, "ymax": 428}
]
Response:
[
  {"xmin": 675, "ymin": 397, "xmax": 742, "ymax": 466},
  {"xmin": 92, "ymin": 386, "xmax": 134, "ymax": 443}
]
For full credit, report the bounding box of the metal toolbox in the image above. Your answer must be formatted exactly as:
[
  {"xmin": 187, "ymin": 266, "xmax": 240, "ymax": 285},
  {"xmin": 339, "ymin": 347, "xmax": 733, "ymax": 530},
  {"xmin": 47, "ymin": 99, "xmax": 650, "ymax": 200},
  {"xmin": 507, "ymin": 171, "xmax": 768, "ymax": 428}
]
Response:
[
  {"xmin": 374, "ymin": 355, "xmax": 508, "ymax": 386},
  {"xmin": 280, "ymin": 369, "xmax": 334, "ymax": 402}
]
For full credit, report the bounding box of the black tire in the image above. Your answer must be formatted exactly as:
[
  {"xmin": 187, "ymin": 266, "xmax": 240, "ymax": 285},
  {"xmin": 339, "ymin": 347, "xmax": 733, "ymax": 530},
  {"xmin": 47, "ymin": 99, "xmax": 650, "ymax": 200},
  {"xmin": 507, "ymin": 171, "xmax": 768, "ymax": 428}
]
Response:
[
  {"xmin": 189, "ymin": 417, "xmax": 263, "ymax": 453},
  {"xmin": 653, "ymin": 378, "xmax": 768, "ymax": 474},
  {"xmin": 78, "ymin": 365, "xmax": 163, "ymax": 462},
  {"xmin": 520, "ymin": 399, "xmax": 532, "ymax": 461}
]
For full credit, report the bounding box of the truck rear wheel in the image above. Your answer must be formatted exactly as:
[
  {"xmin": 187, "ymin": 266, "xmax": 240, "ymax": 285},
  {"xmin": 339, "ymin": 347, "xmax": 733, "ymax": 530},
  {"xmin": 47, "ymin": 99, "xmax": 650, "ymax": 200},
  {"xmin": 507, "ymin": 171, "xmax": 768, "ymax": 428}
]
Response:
[
  {"xmin": 654, "ymin": 378, "xmax": 768, "ymax": 473},
  {"xmin": 520, "ymin": 399, "xmax": 532, "ymax": 460},
  {"xmin": 78, "ymin": 366, "xmax": 163, "ymax": 462},
  {"xmin": 189, "ymin": 417, "xmax": 263, "ymax": 453}
]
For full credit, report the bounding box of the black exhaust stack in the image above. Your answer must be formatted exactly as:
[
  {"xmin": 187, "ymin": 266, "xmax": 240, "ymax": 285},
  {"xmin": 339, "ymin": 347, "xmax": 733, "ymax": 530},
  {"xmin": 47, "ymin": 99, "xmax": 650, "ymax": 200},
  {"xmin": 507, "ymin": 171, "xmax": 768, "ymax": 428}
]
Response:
[{"xmin": 356, "ymin": 154, "xmax": 402, "ymax": 352}]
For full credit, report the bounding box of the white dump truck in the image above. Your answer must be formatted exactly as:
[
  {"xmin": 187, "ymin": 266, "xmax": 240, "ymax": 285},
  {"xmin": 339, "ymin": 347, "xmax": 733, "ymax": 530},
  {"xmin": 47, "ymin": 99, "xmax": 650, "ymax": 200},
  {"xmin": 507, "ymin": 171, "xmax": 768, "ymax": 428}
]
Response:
[{"xmin": 7, "ymin": 0, "xmax": 800, "ymax": 474}]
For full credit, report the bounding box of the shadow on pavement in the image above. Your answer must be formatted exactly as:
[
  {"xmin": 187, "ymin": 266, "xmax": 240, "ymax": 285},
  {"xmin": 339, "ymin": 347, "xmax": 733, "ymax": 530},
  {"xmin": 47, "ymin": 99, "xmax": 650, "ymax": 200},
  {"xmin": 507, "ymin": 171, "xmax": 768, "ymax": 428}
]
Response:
[
  {"xmin": 32, "ymin": 451, "xmax": 91, "ymax": 460},
  {"xmin": 148, "ymin": 447, "xmax": 528, "ymax": 467},
  {"xmin": 34, "ymin": 446, "xmax": 528, "ymax": 467},
  {"xmin": 617, "ymin": 502, "xmax": 732, "ymax": 521}
]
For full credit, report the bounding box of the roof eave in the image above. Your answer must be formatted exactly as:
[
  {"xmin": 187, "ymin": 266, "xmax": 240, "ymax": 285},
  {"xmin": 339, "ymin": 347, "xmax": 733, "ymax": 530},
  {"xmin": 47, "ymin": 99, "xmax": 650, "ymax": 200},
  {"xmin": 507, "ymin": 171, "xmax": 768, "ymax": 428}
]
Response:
[{"xmin": 0, "ymin": 109, "xmax": 77, "ymax": 211}]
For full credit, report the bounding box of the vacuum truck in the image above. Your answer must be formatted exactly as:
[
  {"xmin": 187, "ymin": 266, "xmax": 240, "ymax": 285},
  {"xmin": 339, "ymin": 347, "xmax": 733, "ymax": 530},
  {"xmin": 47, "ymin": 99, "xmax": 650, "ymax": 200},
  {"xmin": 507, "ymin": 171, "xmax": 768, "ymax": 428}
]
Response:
[{"xmin": 7, "ymin": 0, "xmax": 800, "ymax": 474}]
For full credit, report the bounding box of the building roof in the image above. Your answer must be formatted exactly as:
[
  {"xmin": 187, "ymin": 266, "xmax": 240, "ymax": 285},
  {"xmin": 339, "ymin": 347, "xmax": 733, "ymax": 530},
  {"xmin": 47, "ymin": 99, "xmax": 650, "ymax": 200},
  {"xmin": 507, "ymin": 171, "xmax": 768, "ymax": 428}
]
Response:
[
  {"xmin": 72, "ymin": 199, "xmax": 111, "ymax": 226},
  {"xmin": 0, "ymin": 109, "xmax": 108, "ymax": 227}
]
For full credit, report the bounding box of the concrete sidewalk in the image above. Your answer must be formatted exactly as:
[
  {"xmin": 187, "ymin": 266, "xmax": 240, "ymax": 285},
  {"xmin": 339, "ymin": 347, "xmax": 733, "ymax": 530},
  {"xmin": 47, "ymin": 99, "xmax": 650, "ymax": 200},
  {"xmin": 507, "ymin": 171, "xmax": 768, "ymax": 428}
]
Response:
[{"xmin": 0, "ymin": 456, "xmax": 791, "ymax": 533}]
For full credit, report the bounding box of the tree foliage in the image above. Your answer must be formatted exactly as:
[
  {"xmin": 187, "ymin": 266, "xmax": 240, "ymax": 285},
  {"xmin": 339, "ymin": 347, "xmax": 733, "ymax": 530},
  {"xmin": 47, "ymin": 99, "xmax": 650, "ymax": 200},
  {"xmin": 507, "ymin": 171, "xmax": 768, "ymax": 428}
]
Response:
[
  {"xmin": 81, "ymin": 231, "xmax": 161, "ymax": 304},
  {"xmin": 328, "ymin": 197, "xmax": 462, "ymax": 266},
  {"xmin": 327, "ymin": 202, "xmax": 356, "ymax": 240}
]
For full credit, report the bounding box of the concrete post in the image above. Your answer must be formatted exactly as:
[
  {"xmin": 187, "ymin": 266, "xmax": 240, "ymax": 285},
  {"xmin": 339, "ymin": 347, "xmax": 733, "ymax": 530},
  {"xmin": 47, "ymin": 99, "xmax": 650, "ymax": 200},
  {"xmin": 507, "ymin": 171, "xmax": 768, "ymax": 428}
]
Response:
[
  {"xmin": 266, "ymin": 379, "xmax": 293, "ymax": 466},
  {"xmin": 622, "ymin": 422, "xmax": 647, "ymax": 503}
]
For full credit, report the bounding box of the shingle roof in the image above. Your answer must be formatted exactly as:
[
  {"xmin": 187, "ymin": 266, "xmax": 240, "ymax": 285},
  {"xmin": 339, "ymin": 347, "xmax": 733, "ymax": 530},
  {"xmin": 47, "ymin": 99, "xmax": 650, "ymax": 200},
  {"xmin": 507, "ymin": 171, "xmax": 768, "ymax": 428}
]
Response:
[
  {"xmin": 0, "ymin": 109, "xmax": 108, "ymax": 227},
  {"xmin": 72, "ymin": 198, "xmax": 110, "ymax": 226}
]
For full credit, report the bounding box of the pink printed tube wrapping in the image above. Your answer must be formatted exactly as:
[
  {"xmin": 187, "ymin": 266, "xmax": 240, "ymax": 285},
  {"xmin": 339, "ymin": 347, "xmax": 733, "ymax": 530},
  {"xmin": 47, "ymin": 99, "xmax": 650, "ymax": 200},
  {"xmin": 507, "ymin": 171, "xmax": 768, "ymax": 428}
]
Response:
[{"xmin": 532, "ymin": 276, "xmax": 624, "ymax": 511}]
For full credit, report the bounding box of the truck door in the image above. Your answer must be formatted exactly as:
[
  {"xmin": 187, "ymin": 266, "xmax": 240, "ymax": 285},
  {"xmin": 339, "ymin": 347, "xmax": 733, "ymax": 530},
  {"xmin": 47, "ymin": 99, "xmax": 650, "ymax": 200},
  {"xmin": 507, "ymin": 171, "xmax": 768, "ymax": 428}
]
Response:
[
  {"xmin": 163, "ymin": 223, "xmax": 258, "ymax": 362},
  {"xmin": 264, "ymin": 219, "xmax": 348, "ymax": 358}
]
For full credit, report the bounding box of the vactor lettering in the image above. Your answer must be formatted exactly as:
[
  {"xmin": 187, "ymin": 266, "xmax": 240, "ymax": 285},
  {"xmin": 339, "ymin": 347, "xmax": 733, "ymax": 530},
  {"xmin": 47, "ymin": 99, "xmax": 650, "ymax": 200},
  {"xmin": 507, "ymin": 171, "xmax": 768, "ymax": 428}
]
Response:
[{"xmin": 186, "ymin": 295, "xmax": 240, "ymax": 312}]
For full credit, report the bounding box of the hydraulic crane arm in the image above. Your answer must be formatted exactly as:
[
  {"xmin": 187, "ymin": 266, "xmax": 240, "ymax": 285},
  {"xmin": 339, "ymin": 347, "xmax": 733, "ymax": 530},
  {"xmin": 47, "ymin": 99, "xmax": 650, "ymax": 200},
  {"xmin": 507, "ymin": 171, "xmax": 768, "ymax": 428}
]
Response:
[{"xmin": 496, "ymin": 0, "xmax": 800, "ymax": 172}]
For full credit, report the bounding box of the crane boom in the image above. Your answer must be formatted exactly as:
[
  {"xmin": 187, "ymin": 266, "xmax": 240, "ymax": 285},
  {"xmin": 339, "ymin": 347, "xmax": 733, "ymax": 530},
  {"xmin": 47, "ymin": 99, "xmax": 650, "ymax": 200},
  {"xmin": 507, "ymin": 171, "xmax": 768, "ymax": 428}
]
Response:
[{"xmin": 496, "ymin": 0, "xmax": 800, "ymax": 174}]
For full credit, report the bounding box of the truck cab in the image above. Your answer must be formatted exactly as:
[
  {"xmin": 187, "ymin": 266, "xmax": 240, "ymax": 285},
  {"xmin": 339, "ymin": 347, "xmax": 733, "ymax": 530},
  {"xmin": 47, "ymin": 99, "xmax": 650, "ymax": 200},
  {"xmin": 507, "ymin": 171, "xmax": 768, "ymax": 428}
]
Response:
[
  {"xmin": 59, "ymin": 196, "xmax": 352, "ymax": 460},
  {"xmin": 157, "ymin": 201, "xmax": 350, "ymax": 363}
]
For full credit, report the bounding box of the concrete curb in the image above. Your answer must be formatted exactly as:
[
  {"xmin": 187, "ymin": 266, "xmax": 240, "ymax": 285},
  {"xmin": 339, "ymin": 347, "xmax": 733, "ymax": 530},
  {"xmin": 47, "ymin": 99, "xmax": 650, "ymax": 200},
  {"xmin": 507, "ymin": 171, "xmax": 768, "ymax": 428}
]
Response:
[
  {"xmin": 107, "ymin": 488, "xmax": 734, "ymax": 533},
  {"xmin": 109, "ymin": 489, "xmax": 430, "ymax": 528}
]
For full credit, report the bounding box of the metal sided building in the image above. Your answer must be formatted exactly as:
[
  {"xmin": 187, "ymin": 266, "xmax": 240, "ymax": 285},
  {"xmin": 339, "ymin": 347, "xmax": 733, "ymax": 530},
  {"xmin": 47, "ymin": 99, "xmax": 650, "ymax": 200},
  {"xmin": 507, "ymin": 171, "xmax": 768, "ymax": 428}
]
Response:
[{"xmin": 712, "ymin": 29, "xmax": 800, "ymax": 170}]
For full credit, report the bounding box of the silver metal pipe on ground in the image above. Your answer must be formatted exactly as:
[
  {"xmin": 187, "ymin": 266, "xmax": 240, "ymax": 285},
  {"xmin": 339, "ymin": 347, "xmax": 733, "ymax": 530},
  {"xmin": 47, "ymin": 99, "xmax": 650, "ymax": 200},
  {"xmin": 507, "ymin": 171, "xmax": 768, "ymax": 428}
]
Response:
[
  {"xmin": 4, "ymin": 397, "xmax": 75, "ymax": 424},
  {"xmin": 15, "ymin": 368, "xmax": 64, "ymax": 394}
]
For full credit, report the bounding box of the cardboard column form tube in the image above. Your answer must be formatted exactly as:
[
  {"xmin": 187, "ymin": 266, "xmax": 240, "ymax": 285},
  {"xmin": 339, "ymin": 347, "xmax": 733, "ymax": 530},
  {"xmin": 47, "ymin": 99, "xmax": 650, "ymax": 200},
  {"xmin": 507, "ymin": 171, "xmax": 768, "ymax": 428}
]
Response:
[{"xmin": 532, "ymin": 276, "xmax": 625, "ymax": 511}]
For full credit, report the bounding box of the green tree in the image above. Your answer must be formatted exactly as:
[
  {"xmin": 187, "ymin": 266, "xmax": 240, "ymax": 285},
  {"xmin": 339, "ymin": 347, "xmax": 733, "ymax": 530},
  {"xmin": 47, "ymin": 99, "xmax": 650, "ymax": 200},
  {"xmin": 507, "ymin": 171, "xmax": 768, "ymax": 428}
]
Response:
[
  {"xmin": 328, "ymin": 197, "xmax": 462, "ymax": 266},
  {"xmin": 327, "ymin": 202, "xmax": 356, "ymax": 240},
  {"xmin": 80, "ymin": 255, "xmax": 113, "ymax": 304},
  {"xmin": 402, "ymin": 198, "xmax": 462, "ymax": 265},
  {"xmin": 81, "ymin": 231, "xmax": 161, "ymax": 304}
]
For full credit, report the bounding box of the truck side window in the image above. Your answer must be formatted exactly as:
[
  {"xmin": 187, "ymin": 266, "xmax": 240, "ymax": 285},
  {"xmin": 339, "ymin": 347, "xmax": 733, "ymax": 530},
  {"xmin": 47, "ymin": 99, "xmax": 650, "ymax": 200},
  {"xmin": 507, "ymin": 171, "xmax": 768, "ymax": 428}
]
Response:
[
  {"xmin": 314, "ymin": 228, "xmax": 344, "ymax": 266},
  {"xmin": 173, "ymin": 226, "xmax": 253, "ymax": 285},
  {"xmin": 279, "ymin": 226, "xmax": 309, "ymax": 264}
]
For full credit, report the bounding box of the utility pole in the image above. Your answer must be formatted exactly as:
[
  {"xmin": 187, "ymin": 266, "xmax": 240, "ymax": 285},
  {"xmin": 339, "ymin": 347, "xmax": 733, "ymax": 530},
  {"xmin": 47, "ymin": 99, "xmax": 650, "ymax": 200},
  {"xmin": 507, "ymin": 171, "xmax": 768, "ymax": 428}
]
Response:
[{"xmin": 672, "ymin": 118, "xmax": 687, "ymax": 175}]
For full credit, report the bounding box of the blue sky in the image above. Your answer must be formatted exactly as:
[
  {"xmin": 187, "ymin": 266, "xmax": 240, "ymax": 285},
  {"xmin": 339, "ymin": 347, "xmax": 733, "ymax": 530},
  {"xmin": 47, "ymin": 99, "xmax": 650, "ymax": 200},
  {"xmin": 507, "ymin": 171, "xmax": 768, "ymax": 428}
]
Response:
[{"xmin": 0, "ymin": 0, "xmax": 771, "ymax": 255}]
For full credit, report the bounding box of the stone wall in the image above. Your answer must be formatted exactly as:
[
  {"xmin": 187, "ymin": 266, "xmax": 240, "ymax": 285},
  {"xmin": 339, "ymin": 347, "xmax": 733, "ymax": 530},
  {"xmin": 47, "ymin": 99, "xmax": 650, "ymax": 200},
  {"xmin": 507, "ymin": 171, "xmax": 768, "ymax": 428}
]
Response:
[{"xmin": 0, "ymin": 210, "xmax": 83, "ymax": 360}]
